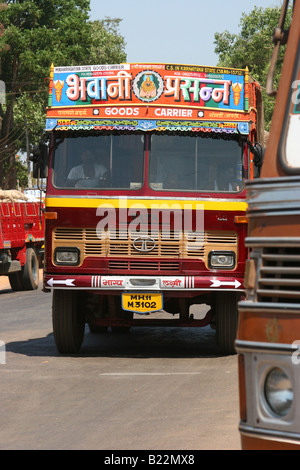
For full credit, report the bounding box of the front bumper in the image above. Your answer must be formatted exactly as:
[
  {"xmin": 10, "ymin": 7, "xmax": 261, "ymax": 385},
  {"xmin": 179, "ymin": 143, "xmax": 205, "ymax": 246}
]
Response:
[{"xmin": 44, "ymin": 273, "xmax": 244, "ymax": 292}]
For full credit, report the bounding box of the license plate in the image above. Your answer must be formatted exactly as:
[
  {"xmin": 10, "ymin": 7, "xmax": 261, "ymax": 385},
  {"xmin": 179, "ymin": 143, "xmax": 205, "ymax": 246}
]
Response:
[{"xmin": 122, "ymin": 293, "xmax": 163, "ymax": 313}]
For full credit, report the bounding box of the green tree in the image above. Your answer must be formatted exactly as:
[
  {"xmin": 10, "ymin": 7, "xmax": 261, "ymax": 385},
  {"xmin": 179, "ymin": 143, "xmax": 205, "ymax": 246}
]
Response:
[
  {"xmin": 214, "ymin": 5, "xmax": 293, "ymax": 131},
  {"xmin": 90, "ymin": 17, "xmax": 126, "ymax": 65},
  {"xmin": 0, "ymin": 1, "xmax": 126, "ymax": 189},
  {"xmin": 0, "ymin": 0, "xmax": 92, "ymax": 188}
]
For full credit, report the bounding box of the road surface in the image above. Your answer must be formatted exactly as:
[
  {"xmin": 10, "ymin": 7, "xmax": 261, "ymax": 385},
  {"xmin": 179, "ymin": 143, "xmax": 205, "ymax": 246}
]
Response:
[{"xmin": 0, "ymin": 273, "xmax": 241, "ymax": 450}]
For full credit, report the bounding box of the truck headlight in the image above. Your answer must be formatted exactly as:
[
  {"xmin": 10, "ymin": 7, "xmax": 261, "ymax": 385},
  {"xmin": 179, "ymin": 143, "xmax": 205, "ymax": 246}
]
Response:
[
  {"xmin": 54, "ymin": 247, "xmax": 80, "ymax": 265},
  {"xmin": 208, "ymin": 251, "xmax": 235, "ymax": 269},
  {"xmin": 264, "ymin": 367, "xmax": 293, "ymax": 417}
]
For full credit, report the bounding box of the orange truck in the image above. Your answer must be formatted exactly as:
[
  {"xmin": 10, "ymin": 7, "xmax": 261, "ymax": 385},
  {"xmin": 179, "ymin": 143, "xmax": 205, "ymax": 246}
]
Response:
[
  {"xmin": 0, "ymin": 191, "xmax": 44, "ymax": 290},
  {"xmin": 236, "ymin": 0, "xmax": 300, "ymax": 450}
]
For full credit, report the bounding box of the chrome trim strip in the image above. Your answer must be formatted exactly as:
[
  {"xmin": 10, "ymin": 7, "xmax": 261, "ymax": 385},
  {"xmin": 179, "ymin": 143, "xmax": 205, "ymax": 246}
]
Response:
[
  {"xmin": 235, "ymin": 339, "xmax": 296, "ymax": 354},
  {"xmin": 246, "ymin": 176, "xmax": 300, "ymax": 186},
  {"xmin": 238, "ymin": 300, "xmax": 300, "ymax": 313},
  {"xmin": 248, "ymin": 209, "xmax": 300, "ymax": 218},
  {"xmin": 239, "ymin": 426, "xmax": 300, "ymax": 445},
  {"xmin": 245, "ymin": 178, "xmax": 300, "ymax": 215},
  {"xmin": 244, "ymin": 237, "xmax": 300, "ymax": 247}
]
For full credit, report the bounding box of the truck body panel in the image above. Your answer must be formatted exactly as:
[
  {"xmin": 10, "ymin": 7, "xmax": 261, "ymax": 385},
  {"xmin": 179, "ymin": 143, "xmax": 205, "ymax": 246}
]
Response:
[
  {"xmin": 236, "ymin": 0, "xmax": 300, "ymax": 449},
  {"xmin": 0, "ymin": 194, "xmax": 44, "ymax": 290}
]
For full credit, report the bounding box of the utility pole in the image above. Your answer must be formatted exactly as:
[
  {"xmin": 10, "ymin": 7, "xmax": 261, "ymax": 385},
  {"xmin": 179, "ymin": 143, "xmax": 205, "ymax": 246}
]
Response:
[{"xmin": 25, "ymin": 117, "xmax": 32, "ymax": 188}]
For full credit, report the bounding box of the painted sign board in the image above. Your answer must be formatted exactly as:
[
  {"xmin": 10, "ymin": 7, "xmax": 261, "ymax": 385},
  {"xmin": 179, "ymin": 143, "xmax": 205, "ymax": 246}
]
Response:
[{"xmin": 46, "ymin": 63, "xmax": 251, "ymax": 135}]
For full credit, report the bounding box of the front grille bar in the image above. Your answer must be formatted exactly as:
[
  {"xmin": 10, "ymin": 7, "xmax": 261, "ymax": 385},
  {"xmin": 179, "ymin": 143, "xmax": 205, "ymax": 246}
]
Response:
[
  {"xmin": 53, "ymin": 227, "xmax": 238, "ymax": 263},
  {"xmin": 255, "ymin": 245, "xmax": 300, "ymax": 303}
]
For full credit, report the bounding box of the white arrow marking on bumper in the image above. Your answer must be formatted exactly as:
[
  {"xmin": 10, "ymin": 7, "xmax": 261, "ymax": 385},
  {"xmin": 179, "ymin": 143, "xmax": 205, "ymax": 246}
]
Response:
[
  {"xmin": 47, "ymin": 278, "xmax": 75, "ymax": 287},
  {"xmin": 210, "ymin": 279, "xmax": 241, "ymax": 289}
]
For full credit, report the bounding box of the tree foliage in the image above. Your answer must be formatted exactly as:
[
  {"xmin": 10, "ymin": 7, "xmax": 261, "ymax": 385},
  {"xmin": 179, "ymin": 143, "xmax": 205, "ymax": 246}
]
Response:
[
  {"xmin": 214, "ymin": 5, "xmax": 293, "ymax": 131},
  {"xmin": 0, "ymin": 0, "xmax": 126, "ymax": 188},
  {"xmin": 90, "ymin": 17, "xmax": 126, "ymax": 65}
]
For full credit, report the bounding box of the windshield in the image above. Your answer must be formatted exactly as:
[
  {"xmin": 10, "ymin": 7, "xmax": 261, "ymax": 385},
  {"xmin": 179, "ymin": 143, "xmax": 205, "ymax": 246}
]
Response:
[
  {"xmin": 52, "ymin": 133, "xmax": 244, "ymax": 192},
  {"xmin": 52, "ymin": 134, "xmax": 145, "ymax": 189},
  {"xmin": 279, "ymin": 45, "xmax": 300, "ymax": 173},
  {"xmin": 149, "ymin": 135, "xmax": 244, "ymax": 192}
]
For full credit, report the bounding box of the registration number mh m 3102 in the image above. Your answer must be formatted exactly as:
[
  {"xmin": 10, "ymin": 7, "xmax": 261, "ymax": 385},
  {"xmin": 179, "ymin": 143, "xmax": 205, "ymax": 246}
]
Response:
[{"xmin": 122, "ymin": 293, "xmax": 163, "ymax": 313}]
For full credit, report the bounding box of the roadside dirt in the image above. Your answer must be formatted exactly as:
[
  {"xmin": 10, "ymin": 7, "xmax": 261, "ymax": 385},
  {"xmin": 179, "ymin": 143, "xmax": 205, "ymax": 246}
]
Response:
[
  {"xmin": 0, "ymin": 269, "xmax": 44, "ymax": 291},
  {"xmin": 0, "ymin": 275, "xmax": 10, "ymax": 290}
]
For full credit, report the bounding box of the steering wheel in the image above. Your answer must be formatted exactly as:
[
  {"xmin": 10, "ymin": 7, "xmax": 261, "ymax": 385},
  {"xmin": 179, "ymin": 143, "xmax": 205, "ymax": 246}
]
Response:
[{"xmin": 74, "ymin": 175, "xmax": 111, "ymax": 188}]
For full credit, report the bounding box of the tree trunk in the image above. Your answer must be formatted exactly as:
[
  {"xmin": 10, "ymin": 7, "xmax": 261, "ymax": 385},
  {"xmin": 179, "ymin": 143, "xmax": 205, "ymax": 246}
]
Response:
[
  {"xmin": 0, "ymin": 100, "xmax": 17, "ymax": 189},
  {"xmin": 0, "ymin": 55, "xmax": 19, "ymax": 189}
]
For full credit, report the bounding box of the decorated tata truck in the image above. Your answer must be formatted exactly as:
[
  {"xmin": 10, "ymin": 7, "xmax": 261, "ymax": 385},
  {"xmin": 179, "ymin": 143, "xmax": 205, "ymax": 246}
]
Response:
[
  {"xmin": 0, "ymin": 190, "xmax": 44, "ymax": 290},
  {"xmin": 236, "ymin": 0, "xmax": 300, "ymax": 450},
  {"xmin": 40, "ymin": 62, "xmax": 263, "ymax": 354}
]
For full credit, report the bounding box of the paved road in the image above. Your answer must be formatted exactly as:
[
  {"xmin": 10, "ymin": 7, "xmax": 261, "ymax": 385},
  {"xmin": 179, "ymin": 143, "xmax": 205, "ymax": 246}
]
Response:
[{"xmin": 0, "ymin": 273, "xmax": 241, "ymax": 450}]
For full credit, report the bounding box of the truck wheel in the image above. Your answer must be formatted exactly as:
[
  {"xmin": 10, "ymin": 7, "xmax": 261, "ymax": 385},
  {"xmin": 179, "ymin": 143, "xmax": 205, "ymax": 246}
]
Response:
[
  {"xmin": 8, "ymin": 271, "xmax": 24, "ymax": 291},
  {"xmin": 52, "ymin": 290, "xmax": 85, "ymax": 353},
  {"xmin": 215, "ymin": 292, "xmax": 241, "ymax": 355},
  {"xmin": 21, "ymin": 247, "xmax": 39, "ymax": 290}
]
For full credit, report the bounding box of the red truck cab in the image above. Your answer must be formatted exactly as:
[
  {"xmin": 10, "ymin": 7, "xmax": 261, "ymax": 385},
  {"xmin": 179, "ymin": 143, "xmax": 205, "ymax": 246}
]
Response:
[{"xmin": 40, "ymin": 62, "xmax": 263, "ymax": 354}]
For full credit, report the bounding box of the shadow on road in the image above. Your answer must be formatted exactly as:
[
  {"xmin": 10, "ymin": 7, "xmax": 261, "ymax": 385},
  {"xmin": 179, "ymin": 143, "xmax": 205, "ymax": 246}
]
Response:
[{"xmin": 5, "ymin": 324, "xmax": 227, "ymax": 360}]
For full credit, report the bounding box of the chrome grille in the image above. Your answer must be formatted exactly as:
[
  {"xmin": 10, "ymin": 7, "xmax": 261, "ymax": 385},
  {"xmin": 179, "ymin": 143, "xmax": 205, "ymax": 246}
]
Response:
[
  {"xmin": 257, "ymin": 246, "xmax": 300, "ymax": 303},
  {"xmin": 108, "ymin": 260, "xmax": 180, "ymax": 271},
  {"xmin": 53, "ymin": 227, "xmax": 237, "ymax": 264}
]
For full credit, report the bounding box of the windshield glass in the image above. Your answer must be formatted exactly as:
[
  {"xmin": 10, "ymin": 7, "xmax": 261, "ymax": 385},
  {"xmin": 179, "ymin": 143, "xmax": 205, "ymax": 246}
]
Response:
[
  {"xmin": 52, "ymin": 133, "xmax": 244, "ymax": 193},
  {"xmin": 280, "ymin": 48, "xmax": 300, "ymax": 172},
  {"xmin": 52, "ymin": 134, "xmax": 145, "ymax": 189},
  {"xmin": 149, "ymin": 135, "xmax": 244, "ymax": 192}
]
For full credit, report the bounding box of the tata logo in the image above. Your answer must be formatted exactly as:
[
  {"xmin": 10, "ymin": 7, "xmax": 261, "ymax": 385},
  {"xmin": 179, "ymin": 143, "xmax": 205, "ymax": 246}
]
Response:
[{"xmin": 133, "ymin": 236, "xmax": 156, "ymax": 253}]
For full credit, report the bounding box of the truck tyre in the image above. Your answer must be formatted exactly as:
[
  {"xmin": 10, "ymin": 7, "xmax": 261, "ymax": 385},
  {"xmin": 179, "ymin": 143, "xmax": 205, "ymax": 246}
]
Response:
[
  {"xmin": 21, "ymin": 247, "xmax": 39, "ymax": 290},
  {"xmin": 9, "ymin": 271, "xmax": 24, "ymax": 291},
  {"xmin": 52, "ymin": 290, "xmax": 85, "ymax": 353},
  {"xmin": 215, "ymin": 292, "xmax": 241, "ymax": 355}
]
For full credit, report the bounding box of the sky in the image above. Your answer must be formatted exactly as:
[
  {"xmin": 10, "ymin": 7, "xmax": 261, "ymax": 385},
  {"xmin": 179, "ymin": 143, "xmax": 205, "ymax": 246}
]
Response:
[{"xmin": 89, "ymin": 0, "xmax": 282, "ymax": 66}]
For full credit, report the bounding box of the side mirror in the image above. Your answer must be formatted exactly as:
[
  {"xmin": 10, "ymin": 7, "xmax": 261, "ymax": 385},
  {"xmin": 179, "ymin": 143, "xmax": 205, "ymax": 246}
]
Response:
[
  {"xmin": 247, "ymin": 141, "xmax": 265, "ymax": 175},
  {"xmin": 30, "ymin": 143, "xmax": 48, "ymax": 179},
  {"xmin": 40, "ymin": 143, "xmax": 49, "ymax": 178}
]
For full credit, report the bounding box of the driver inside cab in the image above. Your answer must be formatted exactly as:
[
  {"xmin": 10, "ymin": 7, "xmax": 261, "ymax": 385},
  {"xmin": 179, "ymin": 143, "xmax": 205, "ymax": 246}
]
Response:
[{"xmin": 67, "ymin": 150, "xmax": 109, "ymax": 188}]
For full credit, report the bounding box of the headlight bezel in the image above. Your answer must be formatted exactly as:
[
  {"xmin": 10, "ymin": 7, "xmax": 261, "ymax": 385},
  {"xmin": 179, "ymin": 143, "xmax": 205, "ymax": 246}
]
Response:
[
  {"xmin": 208, "ymin": 250, "xmax": 236, "ymax": 269},
  {"xmin": 240, "ymin": 352, "xmax": 297, "ymax": 432},
  {"xmin": 54, "ymin": 247, "xmax": 80, "ymax": 266},
  {"xmin": 262, "ymin": 366, "xmax": 294, "ymax": 418}
]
